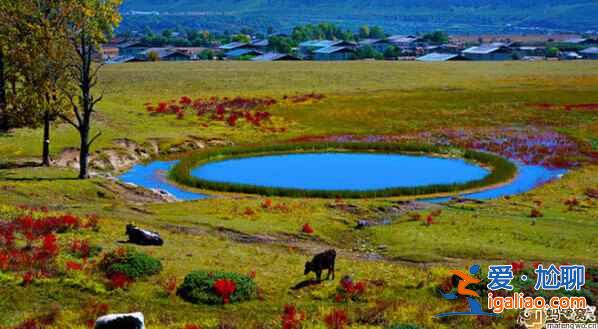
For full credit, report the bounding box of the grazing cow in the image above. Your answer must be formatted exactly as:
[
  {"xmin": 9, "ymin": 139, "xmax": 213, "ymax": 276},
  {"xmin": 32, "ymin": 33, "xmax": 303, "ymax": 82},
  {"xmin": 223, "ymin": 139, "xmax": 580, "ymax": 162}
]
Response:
[
  {"xmin": 304, "ymin": 249, "xmax": 336, "ymax": 281},
  {"xmin": 126, "ymin": 224, "xmax": 164, "ymax": 246},
  {"xmin": 95, "ymin": 312, "xmax": 144, "ymax": 329}
]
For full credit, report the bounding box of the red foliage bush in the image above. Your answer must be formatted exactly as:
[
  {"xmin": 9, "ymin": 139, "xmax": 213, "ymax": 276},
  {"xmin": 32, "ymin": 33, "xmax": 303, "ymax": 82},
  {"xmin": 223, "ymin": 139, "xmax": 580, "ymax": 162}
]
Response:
[
  {"xmin": 511, "ymin": 261, "xmax": 524, "ymax": 273},
  {"xmin": 324, "ymin": 309, "xmax": 348, "ymax": 329},
  {"xmin": 70, "ymin": 239, "xmax": 91, "ymax": 258},
  {"xmin": 109, "ymin": 272, "xmax": 133, "ymax": 289},
  {"xmin": 302, "ymin": 223, "xmax": 314, "ymax": 234},
  {"xmin": 0, "ymin": 213, "xmax": 90, "ymax": 278},
  {"xmin": 281, "ymin": 304, "xmax": 305, "ymax": 329},
  {"xmin": 336, "ymin": 276, "xmax": 367, "ymax": 302},
  {"xmin": 162, "ymin": 276, "xmax": 177, "ymax": 296},
  {"xmin": 146, "ymin": 95, "xmax": 278, "ymax": 129},
  {"xmin": 80, "ymin": 299, "xmax": 110, "ymax": 328},
  {"xmin": 213, "ymin": 279, "xmax": 236, "ymax": 304},
  {"xmin": 530, "ymin": 208, "xmax": 543, "ymax": 218},
  {"xmin": 66, "ymin": 261, "xmax": 83, "ymax": 271},
  {"xmin": 183, "ymin": 325, "xmax": 202, "ymax": 329}
]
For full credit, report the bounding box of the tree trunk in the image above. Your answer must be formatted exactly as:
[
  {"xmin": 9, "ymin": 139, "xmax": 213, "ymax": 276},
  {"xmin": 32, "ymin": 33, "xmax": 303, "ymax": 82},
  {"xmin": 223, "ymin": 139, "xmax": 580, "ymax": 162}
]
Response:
[
  {"xmin": 42, "ymin": 110, "xmax": 51, "ymax": 166},
  {"xmin": 78, "ymin": 126, "xmax": 89, "ymax": 179},
  {"xmin": 0, "ymin": 48, "xmax": 7, "ymax": 131}
]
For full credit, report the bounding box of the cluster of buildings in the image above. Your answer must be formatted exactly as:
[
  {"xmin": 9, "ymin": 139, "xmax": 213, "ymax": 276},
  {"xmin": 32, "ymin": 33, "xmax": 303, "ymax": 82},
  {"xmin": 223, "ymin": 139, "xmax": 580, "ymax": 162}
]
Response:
[{"xmin": 101, "ymin": 34, "xmax": 598, "ymax": 63}]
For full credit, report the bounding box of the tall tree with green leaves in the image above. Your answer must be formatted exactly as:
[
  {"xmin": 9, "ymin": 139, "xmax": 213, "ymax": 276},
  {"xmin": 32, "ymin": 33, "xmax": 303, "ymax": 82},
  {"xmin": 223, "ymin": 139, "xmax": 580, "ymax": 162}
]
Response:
[
  {"xmin": 0, "ymin": 0, "xmax": 73, "ymax": 165},
  {"xmin": 60, "ymin": 0, "xmax": 121, "ymax": 179}
]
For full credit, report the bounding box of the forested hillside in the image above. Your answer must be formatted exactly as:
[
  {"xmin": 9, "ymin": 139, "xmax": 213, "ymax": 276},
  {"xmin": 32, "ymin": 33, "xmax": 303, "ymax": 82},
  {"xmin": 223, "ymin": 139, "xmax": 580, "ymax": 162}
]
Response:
[{"xmin": 119, "ymin": 0, "xmax": 598, "ymax": 34}]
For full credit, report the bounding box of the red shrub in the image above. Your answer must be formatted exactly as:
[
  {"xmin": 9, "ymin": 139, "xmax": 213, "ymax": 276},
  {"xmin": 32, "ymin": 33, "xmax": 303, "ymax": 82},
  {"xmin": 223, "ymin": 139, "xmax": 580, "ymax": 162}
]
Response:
[
  {"xmin": 261, "ymin": 199, "xmax": 273, "ymax": 209},
  {"xmin": 162, "ymin": 276, "xmax": 177, "ymax": 296},
  {"xmin": 302, "ymin": 223, "xmax": 314, "ymax": 234},
  {"xmin": 511, "ymin": 261, "xmax": 524, "ymax": 273},
  {"xmin": 179, "ymin": 96, "xmax": 193, "ymax": 106},
  {"xmin": 66, "ymin": 261, "xmax": 83, "ymax": 271},
  {"xmin": 70, "ymin": 239, "xmax": 91, "ymax": 258},
  {"xmin": 530, "ymin": 208, "xmax": 543, "ymax": 218},
  {"xmin": 425, "ymin": 215, "xmax": 434, "ymax": 226},
  {"xmin": 109, "ymin": 272, "xmax": 133, "ymax": 289},
  {"xmin": 337, "ymin": 277, "xmax": 366, "ymax": 302},
  {"xmin": 80, "ymin": 299, "xmax": 110, "ymax": 328},
  {"xmin": 22, "ymin": 272, "xmax": 33, "ymax": 286},
  {"xmin": 213, "ymin": 279, "xmax": 236, "ymax": 304},
  {"xmin": 183, "ymin": 325, "xmax": 202, "ymax": 329},
  {"xmin": 281, "ymin": 304, "xmax": 305, "ymax": 329},
  {"xmin": 324, "ymin": 309, "xmax": 348, "ymax": 329}
]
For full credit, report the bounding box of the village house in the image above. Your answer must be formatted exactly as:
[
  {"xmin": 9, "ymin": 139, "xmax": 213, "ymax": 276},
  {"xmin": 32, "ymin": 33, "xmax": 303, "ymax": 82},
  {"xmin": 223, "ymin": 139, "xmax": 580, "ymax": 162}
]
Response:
[
  {"xmin": 100, "ymin": 46, "xmax": 120, "ymax": 60},
  {"xmin": 248, "ymin": 39, "xmax": 270, "ymax": 52},
  {"xmin": 386, "ymin": 35, "xmax": 420, "ymax": 48},
  {"xmin": 462, "ymin": 43, "xmax": 514, "ymax": 61},
  {"xmin": 136, "ymin": 48, "xmax": 192, "ymax": 61},
  {"xmin": 580, "ymin": 47, "xmax": 598, "ymax": 59},
  {"xmin": 298, "ymin": 40, "xmax": 356, "ymax": 59},
  {"xmin": 219, "ymin": 41, "xmax": 249, "ymax": 52},
  {"xmin": 250, "ymin": 52, "xmax": 299, "ymax": 61},
  {"xmin": 224, "ymin": 48, "xmax": 263, "ymax": 60},
  {"xmin": 357, "ymin": 39, "xmax": 393, "ymax": 53},
  {"xmin": 114, "ymin": 40, "xmax": 150, "ymax": 56},
  {"xmin": 416, "ymin": 53, "xmax": 469, "ymax": 62},
  {"xmin": 514, "ymin": 46, "xmax": 546, "ymax": 58},
  {"xmin": 313, "ymin": 46, "xmax": 356, "ymax": 61}
]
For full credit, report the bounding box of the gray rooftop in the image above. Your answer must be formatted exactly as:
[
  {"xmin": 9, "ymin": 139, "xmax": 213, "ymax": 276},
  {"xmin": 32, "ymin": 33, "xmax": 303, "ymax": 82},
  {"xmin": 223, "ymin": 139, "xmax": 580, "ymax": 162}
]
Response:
[
  {"xmin": 219, "ymin": 42, "xmax": 248, "ymax": 50},
  {"xmin": 416, "ymin": 53, "xmax": 462, "ymax": 62},
  {"xmin": 251, "ymin": 52, "xmax": 297, "ymax": 61},
  {"xmin": 580, "ymin": 47, "xmax": 598, "ymax": 54},
  {"xmin": 314, "ymin": 46, "xmax": 354, "ymax": 54}
]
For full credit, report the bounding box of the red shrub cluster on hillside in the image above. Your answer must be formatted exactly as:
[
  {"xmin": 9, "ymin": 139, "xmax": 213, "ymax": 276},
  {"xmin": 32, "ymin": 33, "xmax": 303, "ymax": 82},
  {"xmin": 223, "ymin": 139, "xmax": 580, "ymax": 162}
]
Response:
[
  {"xmin": 70, "ymin": 239, "xmax": 91, "ymax": 258},
  {"xmin": 336, "ymin": 276, "xmax": 366, "ymax": 303},
  {"xmin": 283, "ymin": 93, "xmax": 326, "ymax": 103},
  {"xmin": 281, "ymin": 304, "xmax": 305, "ymax": 329},
  {"xmin": 529, "ymin": 103, "xmax": 598, "ymax": 112},
  {"xmin": 108, "ymin": 272, "xmax": 133, "ymax": 289},
  {"xmin": 7, "ymin": 306, "xmax": 60, "ymax": 329},
  {"xmin": 293, "ymin": 127, "xmax": 589, "ymax": 169},
  {"xmin": 80, "ymin": 299, "xmax": 110, "ymax": 328},
  {"xmin": 0, "ymin": 214, "xmax": 82, "ymax": 277},
  {"xmin": 324, "ymin": 309, "xmax": 348, "ymax": 329},
  {"xmin": 146, "ymin": 96, "xmax": 277, "ymax": 127}
]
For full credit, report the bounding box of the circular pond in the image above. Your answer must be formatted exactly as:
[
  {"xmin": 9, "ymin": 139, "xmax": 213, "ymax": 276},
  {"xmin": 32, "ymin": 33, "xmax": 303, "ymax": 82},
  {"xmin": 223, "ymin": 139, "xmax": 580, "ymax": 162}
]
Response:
[
  {"xmin": 191, "ymin": 153, "xmax": 490, "ymax": 191},
  {"xmin": 170, "ymin": 143, "xmax": 517, "ymax": 198}
]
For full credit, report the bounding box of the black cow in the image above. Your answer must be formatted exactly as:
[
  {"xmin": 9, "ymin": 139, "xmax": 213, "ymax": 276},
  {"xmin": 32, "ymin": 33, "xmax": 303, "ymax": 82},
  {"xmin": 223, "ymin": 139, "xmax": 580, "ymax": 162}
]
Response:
[
  {"xmin": 126, "ymin": 224, "xmax": 164, "ymax": 246},
  {"xmin": 95, "ymin": 312, "xmax": 144, "ymax": 329},
  {"xmin": 304, "ymin": 249, "xmax": 336, "ymax": 281}
]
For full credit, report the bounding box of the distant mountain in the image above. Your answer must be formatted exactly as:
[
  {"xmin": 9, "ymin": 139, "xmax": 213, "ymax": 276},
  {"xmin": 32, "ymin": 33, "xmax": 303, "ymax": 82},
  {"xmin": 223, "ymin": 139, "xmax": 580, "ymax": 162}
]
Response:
[{"xmin": 119, "ymin": 0, "xmax": 598, "ymax": 34}]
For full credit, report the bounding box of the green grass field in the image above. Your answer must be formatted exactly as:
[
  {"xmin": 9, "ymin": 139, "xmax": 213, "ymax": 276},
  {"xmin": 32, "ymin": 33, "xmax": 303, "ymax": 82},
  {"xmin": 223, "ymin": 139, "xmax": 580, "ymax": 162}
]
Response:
[{"xmin": 0, "ymin": 61, "xmax": 597, "ymax": 329}]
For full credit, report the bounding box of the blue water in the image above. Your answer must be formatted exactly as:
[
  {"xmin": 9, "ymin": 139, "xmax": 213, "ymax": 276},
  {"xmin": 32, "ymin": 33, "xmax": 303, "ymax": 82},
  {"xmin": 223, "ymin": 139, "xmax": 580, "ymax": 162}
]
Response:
[
  {"xmin": 191, "ymin": 153, "xmax": 490, "ymax": 191},
  {"xmin": 117, "ymin": 156, "xmax": 566, "ymax": 202},
  {"xmin": 424, "ymin": 162, "xmax": 566, "ymax": 202},
  {"xmin": 118, "ymin": 161, "xmax": 208, "ymax": 201}
]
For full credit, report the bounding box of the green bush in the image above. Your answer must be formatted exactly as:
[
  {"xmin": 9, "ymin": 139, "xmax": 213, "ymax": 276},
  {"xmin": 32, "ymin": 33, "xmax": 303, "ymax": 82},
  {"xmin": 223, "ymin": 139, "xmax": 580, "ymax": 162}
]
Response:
[
  {"xmin": 99, "ymin": 248, "xmax": 162, "ymax": 279},
  {"xmin": 177, "ymin": 270, "xmax": 257, "ymax": 305}
]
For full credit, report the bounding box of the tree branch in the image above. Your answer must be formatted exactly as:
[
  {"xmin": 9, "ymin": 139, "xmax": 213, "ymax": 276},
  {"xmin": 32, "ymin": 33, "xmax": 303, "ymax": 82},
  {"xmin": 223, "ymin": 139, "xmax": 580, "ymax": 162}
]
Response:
[
  {"xmin": 87, "ymin": 130, "xmax": 102, "ymax": 147},
  {"xmin": 58, "ymin": 113, "xmax": 79, "ymax": 130}
]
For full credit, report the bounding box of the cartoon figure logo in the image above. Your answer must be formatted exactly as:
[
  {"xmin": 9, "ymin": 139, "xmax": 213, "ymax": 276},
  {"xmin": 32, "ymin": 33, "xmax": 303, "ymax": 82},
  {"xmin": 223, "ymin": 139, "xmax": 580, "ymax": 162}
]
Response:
[{"xmin": 435, "ymin": 264, "xmax": 500, "ymax": 318}]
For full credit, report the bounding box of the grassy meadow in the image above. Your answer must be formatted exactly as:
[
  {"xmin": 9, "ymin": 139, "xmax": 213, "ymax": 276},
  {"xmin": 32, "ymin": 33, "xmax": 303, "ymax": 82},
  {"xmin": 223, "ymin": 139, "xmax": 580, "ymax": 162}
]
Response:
[{"xmin": 0, "ymin": 61, "xmax": 597, "ymax": 329}]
